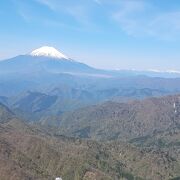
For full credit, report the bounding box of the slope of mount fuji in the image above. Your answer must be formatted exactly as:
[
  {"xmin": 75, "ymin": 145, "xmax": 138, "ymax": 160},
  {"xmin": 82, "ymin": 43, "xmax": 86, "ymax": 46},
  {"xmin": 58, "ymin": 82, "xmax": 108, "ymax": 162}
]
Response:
[
  {"xmin": 0, "ymin": 46, "xmax": 100, "ymax": 76},
  {"xmin": 0, "ymin": 55, "xmax": 96, "ymax": 74}
]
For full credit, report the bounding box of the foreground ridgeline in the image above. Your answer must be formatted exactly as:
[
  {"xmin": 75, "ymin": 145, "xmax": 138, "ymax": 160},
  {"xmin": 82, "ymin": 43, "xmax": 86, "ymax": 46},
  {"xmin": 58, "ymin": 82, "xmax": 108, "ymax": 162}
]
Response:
[{"xmin": 0, "ymin": 96, "xmax": 180, "ymax": 180}]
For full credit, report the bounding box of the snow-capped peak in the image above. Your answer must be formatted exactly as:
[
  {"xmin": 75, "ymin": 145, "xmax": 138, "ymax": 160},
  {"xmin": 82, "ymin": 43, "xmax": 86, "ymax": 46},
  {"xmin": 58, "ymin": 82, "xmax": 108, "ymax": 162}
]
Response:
[{"xmin": 30, "ymin": 46, "xmax": 69, "ymax": 60}]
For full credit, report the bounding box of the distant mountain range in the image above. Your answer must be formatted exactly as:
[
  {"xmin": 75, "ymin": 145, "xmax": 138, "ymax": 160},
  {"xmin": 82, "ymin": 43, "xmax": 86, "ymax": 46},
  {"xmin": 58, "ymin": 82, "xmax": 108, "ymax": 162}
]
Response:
[
  {"xmin": 1, "ymin": 46, "xmax": 180, "ymax": 78},
  {"xmin": 0, "ymin": 87, "xmax": 169, "ymax": 122}
]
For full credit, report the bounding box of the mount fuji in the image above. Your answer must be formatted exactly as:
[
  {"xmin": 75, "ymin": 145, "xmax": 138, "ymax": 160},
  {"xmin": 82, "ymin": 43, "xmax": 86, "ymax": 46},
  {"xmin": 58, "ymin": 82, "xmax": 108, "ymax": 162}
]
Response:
[
  {"xmin": 0, "ymin": 46, "xmax": 99, "ymax": 75},
  {"xmin": 1, "ymin": 46, "xmax": 180, "ymax": 79}
]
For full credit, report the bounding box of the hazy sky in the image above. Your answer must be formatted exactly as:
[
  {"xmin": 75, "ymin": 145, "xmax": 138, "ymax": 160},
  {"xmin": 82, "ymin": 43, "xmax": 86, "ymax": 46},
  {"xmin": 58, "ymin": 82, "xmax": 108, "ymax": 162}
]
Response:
[{"xmin": 1, "ymin": 0, "xmax": 180, "ymax": 70}]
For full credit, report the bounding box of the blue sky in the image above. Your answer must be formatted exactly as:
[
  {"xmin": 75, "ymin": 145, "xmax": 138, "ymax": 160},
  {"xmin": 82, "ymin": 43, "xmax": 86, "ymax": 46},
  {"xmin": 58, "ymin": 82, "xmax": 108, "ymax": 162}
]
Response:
[{"xmin": 1, "ymin": 0, "xmax": 180, "ymax": 70}]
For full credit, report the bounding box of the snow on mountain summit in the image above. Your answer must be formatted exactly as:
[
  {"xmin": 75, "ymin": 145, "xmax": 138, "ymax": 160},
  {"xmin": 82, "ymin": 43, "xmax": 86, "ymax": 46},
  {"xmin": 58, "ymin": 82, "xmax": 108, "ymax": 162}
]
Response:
[{"xmin": 30, "ymin": 46, "xmax": 69, "ymax": 60}]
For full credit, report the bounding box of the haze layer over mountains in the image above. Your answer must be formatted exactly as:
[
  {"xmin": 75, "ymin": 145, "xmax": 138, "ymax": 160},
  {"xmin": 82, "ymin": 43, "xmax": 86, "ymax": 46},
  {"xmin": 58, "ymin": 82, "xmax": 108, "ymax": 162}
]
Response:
[{"xmin": 0, "ymin": 46, "xmax": 180, "ymax": 180}]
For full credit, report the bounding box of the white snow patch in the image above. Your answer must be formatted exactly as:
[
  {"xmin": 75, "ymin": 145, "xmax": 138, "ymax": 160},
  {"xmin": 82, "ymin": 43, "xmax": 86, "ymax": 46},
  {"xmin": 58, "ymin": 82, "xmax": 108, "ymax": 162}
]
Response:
[
  {"xmin": 148, "ymin": 69, "xmax": 180, "ymax": 74},
  {"xmin": 55, "ymin": 177, "xmax": 62, "ymax": 180},
  {"xmin": 174, "ymin": 102, "xmax": 176, "ymax": 108},
  {"xmin": 30, "ymin": 46, "xmax": 69, "ymax": 60}
]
